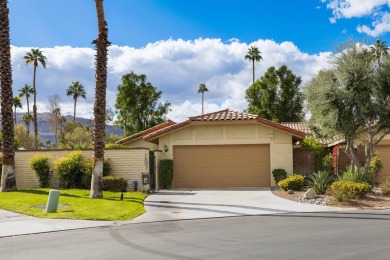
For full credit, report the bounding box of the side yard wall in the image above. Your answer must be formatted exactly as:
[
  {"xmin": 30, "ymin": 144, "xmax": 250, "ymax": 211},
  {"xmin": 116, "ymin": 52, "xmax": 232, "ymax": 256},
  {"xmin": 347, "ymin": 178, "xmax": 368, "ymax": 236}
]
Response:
[
  {"xmin": 293, "ymin": 148, "xmax": 315, "ymax": 175},
  {"xmin": 14, "ymin": 148, "xmax": 150, "ymax": 192}
]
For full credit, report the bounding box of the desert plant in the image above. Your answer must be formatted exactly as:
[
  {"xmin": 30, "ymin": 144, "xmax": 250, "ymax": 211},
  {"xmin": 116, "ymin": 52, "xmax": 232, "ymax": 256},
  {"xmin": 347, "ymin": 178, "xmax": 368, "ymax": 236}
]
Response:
[
  {"xmin": 29, "ymin": 155, "xmax": 52, "ymax": 188},
  {"xmin": 159, "ymin": 159, "xmax": 173, "ymax": 189},
  {"xmin": 329, "ymin": 180, "xmax": 371, "ymax": 202},
  {"xmin": 339, "ymin": 167, "xmax": 374, "ymax": 186},
  {"xmin": 278, "ymin": 174, "xmax": 305, "ymax": 191},
  {"xmin": 102, "ymin": 176, "xmax": 128, "ymax": 191},
  {"xmin": 368, "ymin": 153, "xmax": 383, "ymax": 182},
  {"xmin": 380, "ymin": 179, "xmax": 390, "ymax": 196},
  {"xmin": 54, "ymin": 151, "xmax": 85, "ymax": 188},
  {"xmin": 272, "ymin": 169, "xmax": 287, "ymax": 184},
  {"xmin": 307, "ymin": 171, "xmax": 333, "ymax": 195}
]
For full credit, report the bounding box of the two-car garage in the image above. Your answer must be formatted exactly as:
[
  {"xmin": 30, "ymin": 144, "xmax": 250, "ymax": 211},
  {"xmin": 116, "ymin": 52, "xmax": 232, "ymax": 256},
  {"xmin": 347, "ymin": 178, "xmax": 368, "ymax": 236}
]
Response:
[{"xmin": 173, "ymin": 144, "xmax": 271, "ymax": 188}]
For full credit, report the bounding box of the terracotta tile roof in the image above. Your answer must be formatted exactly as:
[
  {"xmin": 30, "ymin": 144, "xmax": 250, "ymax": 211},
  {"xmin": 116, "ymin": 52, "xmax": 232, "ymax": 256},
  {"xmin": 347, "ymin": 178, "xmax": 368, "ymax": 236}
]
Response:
[
  {"xmin": 144, "ymin": 109, "xmax": 306, "ymax": 142},
  {"xmin": 116, "ymin": 120, "xmax": 176, "ymax": 144},
  {"xmin": 189, "ymin": 109, "xmax": 258, "ymax": 121}
]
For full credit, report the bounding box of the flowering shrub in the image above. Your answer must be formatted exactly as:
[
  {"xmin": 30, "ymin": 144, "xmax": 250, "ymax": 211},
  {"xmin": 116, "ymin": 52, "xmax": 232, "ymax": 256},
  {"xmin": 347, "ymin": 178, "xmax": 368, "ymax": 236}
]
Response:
[
  {"xmin": 278, "ymin": 174, "xmax": 305, "ymax": 191},
  {"xmin": 329, "ymin": 181, "xmax": 370, "ymax": 202}
]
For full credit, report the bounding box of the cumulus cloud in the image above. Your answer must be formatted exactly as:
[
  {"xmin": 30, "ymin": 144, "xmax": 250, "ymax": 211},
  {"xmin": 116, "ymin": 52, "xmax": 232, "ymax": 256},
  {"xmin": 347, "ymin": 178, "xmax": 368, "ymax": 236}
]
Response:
[
  {"xmin": 11, "ymin": 38, "xmax": 330, "ymax": 123},
  {"xmin": 323, "ymin": 0, "xmax": 390, "ymax": 36}
]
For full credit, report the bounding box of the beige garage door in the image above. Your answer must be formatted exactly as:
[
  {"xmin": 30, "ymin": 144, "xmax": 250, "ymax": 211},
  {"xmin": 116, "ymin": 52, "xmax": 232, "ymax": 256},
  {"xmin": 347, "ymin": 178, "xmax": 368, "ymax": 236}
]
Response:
[
  {"xmin": 377, "ymin": 145, "xmax": 390, "ymax": 183},
  {"xmin": 173, "ymin": 144, "xmax": 270, "ymax": 188}
]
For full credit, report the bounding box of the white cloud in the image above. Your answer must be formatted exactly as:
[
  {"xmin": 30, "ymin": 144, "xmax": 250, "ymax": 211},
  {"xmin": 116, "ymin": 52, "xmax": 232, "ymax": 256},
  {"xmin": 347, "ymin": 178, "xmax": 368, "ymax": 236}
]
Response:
[
  {"xmin": 11, "ymin": 38, "xmax": 331, "ymax": 123},
  {"xmin": 323, "ymin": 0, "xmax": 390, "ymax": 36}
]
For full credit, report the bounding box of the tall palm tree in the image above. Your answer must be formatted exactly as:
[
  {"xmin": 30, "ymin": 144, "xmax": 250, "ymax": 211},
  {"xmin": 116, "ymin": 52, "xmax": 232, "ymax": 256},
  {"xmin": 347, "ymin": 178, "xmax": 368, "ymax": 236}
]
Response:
[
  {"xmin": 24, "ymin": 48, "xmax": 46, "ymax": 149},
  {"xmin": 245, "ymin": 46, "xmax": 262, "ymax": 84},
  {"xmin": 197, "ymin": 83, "xmax": 208, "ymax": 114},
  {"xmin": 91, "ymin": 0, "xmax": 109, "ymax": 198},
  {"xmin": 0, "ymin": 0, "xmax": 17, "ymax": 191},
  {"xmin": 66, "ymin": 81, "xmax": 86, "ymax": 122},
  {"xmin": 370, "ymin": 39, "xmax": 389, "ymax": 66},
  {"xmin": 12, "ymin": 96, "xmax": 22, "ymax": 125},
  {"xmin": 22, "ymin": 113, "xmax": 33, "ymax": 131},
  {"xmin": 19, "ymin": 84, "xmax": 34, "ymax": 134}
]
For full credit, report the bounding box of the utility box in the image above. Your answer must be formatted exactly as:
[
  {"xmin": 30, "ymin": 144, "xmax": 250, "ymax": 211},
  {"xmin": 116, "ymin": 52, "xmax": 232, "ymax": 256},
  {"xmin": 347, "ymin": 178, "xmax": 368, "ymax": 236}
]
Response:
[{"xmin": 46, "ymin": 189, "xmax": 60, "ymax": 213}]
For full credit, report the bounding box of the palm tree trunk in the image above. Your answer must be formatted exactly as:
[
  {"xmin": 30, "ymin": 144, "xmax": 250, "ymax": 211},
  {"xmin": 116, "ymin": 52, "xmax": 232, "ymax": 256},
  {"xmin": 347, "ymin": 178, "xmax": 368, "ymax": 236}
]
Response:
[
  {"xmin": 14, "ymin": 105, "xmax": 16, "ymax": 125},
  {"xmin": 0, "ymin": 0, "xmax": 17, "ymax": 191},
  {"xmin": 252, "ymin": 59, "xmax": 255, "ymax": 84},
  {"xmin": 91, "ymin": 0, "xmax": 108, "ymax": 198},
  {"xmin": 33, "ymin": 64, "xmax": 38, "ymax": 149},
  {"xmin": 26, "ymin": 97, "xmax": 30, "ymax": 134},
  {"xmin": 73, "ymin": 98, "xmax": 76, "ymax": 122},
  {"xmin": 202, "ymin": 92, "xmax": 204, "ymax": 114}
]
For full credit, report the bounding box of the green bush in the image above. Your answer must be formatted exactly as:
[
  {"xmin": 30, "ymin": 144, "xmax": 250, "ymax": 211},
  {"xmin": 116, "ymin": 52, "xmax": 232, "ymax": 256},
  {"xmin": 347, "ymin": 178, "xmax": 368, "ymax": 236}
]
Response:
[
  {"xmin": 105, "ymin": 143, "xmax": 128, "ymax": 149},
  {"xmin": 54, "ymin": 151, "xmax": 85, "ymax": 189},
  {"xmin": 329, "ymin": 181, "xmax": 371, "ymax": 202},
  {"xmin": 272, "ymin": 169, "xmax": 287, "ymax": 184},
  {"xmin": 29, "ymin": 155, "xmax": 52, "ymax": 188},
  {"xmin": 159, "ymin": 159, "xmax": 173, "ymax": 189},
  {"xmin": 380, "ymin": 179, "xmax": 390, "ymax": 196},
  {"xmin": 368, "ymin": 153, "xmax": 383, "ymax": 181},
  {"xmin": 307, "ymin": 170, "xmax": 333, "ymax": 195},
  {"xmin": 301, "ymin": 137, "xmax": 332, "ymax": 172},
  {"xmin": 278, "ymin": 174, "xmax": 305, "ymax": 191},
  {"xmin": 339, "ymin": 167, "xmax": 374, "ymax": 186},
  {"xmin": 103, "ymin": 176, "xmax": 128, "ymax": 191}
]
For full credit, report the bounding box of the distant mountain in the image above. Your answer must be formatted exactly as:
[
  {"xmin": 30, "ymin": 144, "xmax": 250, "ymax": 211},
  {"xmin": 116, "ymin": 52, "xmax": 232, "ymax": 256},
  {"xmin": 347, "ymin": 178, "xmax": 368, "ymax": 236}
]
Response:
[{"xmin": 13, "ymin": 112, "xmax": 124, "ymax": 143}]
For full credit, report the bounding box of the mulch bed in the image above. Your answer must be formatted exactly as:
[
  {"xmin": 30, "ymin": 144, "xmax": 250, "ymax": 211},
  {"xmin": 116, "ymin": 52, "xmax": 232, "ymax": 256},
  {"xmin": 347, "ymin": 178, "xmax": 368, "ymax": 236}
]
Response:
[{"xmin": 271, "ymin": 187, "xmax": 390, "ymax": 209}]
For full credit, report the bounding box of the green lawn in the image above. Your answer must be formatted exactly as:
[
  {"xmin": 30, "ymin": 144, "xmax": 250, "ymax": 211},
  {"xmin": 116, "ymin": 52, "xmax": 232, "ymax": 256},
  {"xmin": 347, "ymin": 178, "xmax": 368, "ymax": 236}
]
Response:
[{"xmin": 0, "ymin": 189, "xmax": 147, "ymax": 221}]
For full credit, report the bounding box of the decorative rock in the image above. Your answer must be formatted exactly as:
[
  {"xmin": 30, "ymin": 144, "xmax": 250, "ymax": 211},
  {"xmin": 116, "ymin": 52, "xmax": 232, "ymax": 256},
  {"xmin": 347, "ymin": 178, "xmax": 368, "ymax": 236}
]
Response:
[
  {"xmin": 303, "ymin": 188, "xmax": 317, "ymax": 200},
  {"xmin": 287, "ymin": 189, "xmax": 294, "ymax": 194}
]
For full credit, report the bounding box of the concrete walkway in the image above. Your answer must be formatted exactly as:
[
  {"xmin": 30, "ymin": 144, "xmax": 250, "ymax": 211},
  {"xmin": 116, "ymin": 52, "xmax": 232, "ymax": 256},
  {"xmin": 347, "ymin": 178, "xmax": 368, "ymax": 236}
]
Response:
[{"xmin": 130, "ymin": 188, "xmax": 354, "ymax": 223}]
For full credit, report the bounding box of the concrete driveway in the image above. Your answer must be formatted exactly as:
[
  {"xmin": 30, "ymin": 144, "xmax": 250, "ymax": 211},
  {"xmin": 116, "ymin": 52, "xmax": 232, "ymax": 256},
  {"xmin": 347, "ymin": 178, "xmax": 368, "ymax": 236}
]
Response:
[{"xmin": 130, "ymin": 188, "xmax": 353, "ymax": 223}]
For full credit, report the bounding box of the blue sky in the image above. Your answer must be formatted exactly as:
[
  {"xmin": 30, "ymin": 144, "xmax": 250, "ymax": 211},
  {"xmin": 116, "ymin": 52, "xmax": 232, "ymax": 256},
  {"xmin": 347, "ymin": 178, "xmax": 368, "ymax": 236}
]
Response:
[{"xmin": 7, "ymin": 0, "xmax": 390, "ymax": 122}]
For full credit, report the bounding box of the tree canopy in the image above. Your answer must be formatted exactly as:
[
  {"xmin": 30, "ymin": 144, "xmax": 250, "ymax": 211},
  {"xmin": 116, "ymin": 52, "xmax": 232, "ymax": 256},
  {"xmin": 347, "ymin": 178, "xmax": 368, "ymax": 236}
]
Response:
[
  {"xmin": 305, "ymin": 41, "xmax": 390, "ymax": 174},
  {"xmin": 245, "ymin": 65, "xmax": 303, "ymax": 123},
  {"xmin": 115, "ymin": 72, "xmax": 171, "ymax": 136}
]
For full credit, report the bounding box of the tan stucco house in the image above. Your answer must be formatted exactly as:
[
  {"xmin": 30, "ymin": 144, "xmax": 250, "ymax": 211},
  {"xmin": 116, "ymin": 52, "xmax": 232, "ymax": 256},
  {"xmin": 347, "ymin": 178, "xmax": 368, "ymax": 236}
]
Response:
[{"xmin": 121, "ymin": 109, "xmax": 305, "ymax": 188}]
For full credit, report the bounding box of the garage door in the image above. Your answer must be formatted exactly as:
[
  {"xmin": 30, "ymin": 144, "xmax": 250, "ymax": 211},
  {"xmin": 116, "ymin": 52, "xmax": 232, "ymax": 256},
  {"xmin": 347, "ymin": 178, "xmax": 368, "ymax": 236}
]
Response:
[
  {"xmin": 377, "ymin": 145, "xmax": 390, "ymax": 183},
  {"xmin": 173, "ymin": 144, "xmax": 270, "ymax": 188}
]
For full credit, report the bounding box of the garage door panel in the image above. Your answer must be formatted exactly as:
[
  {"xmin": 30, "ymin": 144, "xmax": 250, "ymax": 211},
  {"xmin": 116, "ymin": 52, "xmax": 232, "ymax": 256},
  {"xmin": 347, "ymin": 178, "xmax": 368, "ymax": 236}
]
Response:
[
  {"xmin": 173, "ymin": 144, "xmax": 270, "ymax": 188},
  {"xmin": 377, "ymin": 145, "xmax": 390, "ymax": 182}
]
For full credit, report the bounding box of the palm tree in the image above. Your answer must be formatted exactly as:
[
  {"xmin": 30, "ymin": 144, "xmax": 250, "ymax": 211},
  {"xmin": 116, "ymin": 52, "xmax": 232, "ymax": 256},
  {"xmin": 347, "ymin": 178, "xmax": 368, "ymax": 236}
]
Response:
[
  {"xmin": 245, "ymin": 46, "xmax": 262, "ymax": 84},
  {"xmin": 24, "ymin": 48, "xmax": 47, "ymax": 149},
  {"xmin": 12, "ymin": 96, "xmax": 22, "ymax": 125},
  {"xmin": 91, "ymin": 0, "xmax": 109, "ymax": 198},
  {"xmin": 22, "ymin": 113, "xmax": 33, "ymax": 130},
  {"xmin": 19, "ymin": 84, "xmax": 34, "ymax": 134},
  {"xmin": 0, "ymin": 0, "xmax": 17, "ymax": 191},
  {"xmin": 370, "ymin": 39, "xmax": 389, "ymax": 66},
  {"xmin": 197, "ymin": 83, "xmax": 208, "ymax": 114},
  {"xmin": 66, "ymin": 81, "xmax": 86, "ymax": 122}
]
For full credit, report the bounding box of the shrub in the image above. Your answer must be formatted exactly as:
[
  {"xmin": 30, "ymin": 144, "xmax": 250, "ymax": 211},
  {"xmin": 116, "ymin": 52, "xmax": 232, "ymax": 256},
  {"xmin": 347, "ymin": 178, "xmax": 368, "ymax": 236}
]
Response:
[
  {"xmin": 301, "ymin": 137, "xmax": 332, "ymax": 172},
  {"xmin": 278, "ymin": 174, "xmax": 305, "ymax": 191},
  {"xmin": 159, "ymin": 159, "xmax": 173, "ymax": 189},
  {"xmin": 307, "ymin": 171, "xmax": 333, "ymax": 195},
  {"xmin": 339, "ymin": 167, "xmax": 374, "ymax": 186},
  {"xmin": 329, "ymin": 181, "xmax": 371, "ymax": 202},
  {"xmin": 29, "ymin": 155, "xmax": 52, "ymax": 188},
  {"xmin": 103, "ymin": 176, "xmax": 128, "ymax": 191},
  {"xmin": 54, "ymin": 151, "xmax": 85, "ymax": 189},
  {"xmin": 105, "ymin": 143, "xmax": 128, "ymax": 149},
  {"xmin": 272, "ymin": 169, "xmax": 287, "ymax": 184},
  {"xmin": 368, "ymin": 153, "xmax": 383, "ymax": 182},
  {"xmin": 380, "ymin": 179, "xmax": 390, "ymax": 196}
]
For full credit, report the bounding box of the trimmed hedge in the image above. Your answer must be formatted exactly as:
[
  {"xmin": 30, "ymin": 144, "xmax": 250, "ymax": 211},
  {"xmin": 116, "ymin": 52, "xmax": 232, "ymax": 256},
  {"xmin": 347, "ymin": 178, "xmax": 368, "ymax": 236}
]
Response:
[
  {"xmin": 278, "ymin": 174, "xmax": 305, "ymax": 191},
  {"xmin": 272, "ymin": 169, "xmax": 287, "ymax": 184},
  {"xmin": 330, "ymin": 181, "xmax": 371, "ymax": 202},
  {"xmin": 29, "ymin": 155, "xmax": 52, "ymax": 188},
  {"xmin": 54, "ymin": 151, "xmax": 85, "ymax": 189},
  {"xmin": 103, "ymin": 176, "xmax": 128, "ymax": 191},
  {"xmin": 159, "ymin": 159, "xmax": 173, "ymax": 189}
]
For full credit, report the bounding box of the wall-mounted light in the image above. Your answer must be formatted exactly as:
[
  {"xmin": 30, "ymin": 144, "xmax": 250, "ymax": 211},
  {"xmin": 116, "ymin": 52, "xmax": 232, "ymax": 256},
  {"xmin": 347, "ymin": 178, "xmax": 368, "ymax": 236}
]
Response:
[
  {"xmin": 268, "ymin": 134, "xmax": 274, "ymax": 140},
  {"xmin": 144, "ymin": 154, "xmax": 148, "ymax": 165},
  {"xmin": 164, "ymin": 145, "xmax": 168, "ymax": 152}
]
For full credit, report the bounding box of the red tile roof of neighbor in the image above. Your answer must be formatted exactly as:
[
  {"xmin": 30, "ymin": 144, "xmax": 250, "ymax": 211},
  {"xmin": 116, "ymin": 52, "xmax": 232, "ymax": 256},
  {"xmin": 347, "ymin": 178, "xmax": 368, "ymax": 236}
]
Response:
[
  {"xmin": 116, "ymin": 120, "xmax": 176, "ymax": 144},
  {"xmin": 143, "ymin": 109, "xmax": 306, "ymax": 142}
]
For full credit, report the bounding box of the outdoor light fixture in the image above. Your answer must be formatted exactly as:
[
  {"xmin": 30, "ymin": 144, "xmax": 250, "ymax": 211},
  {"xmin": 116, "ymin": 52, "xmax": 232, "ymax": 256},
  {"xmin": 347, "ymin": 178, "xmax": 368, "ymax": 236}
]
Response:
[
  {"xmin": 164, "ymin": 145, "xmax": 168, "ymax": 152},
  {"xmin": 268, "ymin": 134, "xmax": 274, "ymax": 140}
]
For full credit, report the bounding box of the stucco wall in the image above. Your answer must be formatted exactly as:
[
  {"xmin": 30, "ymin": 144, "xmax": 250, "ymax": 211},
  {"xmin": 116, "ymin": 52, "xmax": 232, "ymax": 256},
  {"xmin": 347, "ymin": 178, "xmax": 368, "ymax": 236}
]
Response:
[
  {"xmin": 14, "ymin": 148, "xmax": 150, "ymax": 191},
  {"xmin": 157, "ymin": 122, "xmax": 294, "ymax": 186},
  {"xmin": 124, "ymin": 138, "xmax": 158, "ymax": 150}
]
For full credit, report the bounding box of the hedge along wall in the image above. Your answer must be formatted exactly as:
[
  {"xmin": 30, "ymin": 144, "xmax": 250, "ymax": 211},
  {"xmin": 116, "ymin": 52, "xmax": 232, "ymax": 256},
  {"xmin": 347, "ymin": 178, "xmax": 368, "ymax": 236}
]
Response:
[
  {"xmin": 154, "ymin": 150, "xmax": 162, "ymax": 190},
  {"xmin": 13, "ymin": 148, "xmax": 150, "ymax": 191}
]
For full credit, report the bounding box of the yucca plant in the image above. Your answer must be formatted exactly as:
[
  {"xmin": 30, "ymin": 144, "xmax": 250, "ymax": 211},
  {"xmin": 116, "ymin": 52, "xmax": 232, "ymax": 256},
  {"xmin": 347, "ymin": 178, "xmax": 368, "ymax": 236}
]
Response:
[{"xmin": 307, "ymin": 171, "xmax": 333, "ymax": 195}]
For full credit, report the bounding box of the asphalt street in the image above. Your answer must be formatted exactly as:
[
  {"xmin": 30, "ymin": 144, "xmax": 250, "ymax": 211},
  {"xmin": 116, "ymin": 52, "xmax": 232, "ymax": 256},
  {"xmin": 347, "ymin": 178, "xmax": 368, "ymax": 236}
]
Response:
[{"xmin": 1, "ymin": 210, "xmax": 390, "ymax": 260}]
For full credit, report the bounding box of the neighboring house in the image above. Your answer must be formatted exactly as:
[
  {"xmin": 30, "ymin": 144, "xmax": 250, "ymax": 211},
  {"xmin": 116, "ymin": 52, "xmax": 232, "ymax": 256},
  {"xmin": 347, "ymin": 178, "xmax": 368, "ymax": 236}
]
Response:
[
  {"xmin": 116, "ymin": 120, "xmax": 176, "ymax": 149},
  {"xmin": 141, "ymin": 109, "xmax": 305, "ymax": 188}
]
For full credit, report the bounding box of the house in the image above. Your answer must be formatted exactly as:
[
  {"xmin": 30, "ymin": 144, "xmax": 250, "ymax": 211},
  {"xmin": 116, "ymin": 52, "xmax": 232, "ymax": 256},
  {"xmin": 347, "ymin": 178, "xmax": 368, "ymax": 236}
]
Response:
[{"xmin": 123, "ymin": 109, "xmax": 305, "ymax": 188}]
